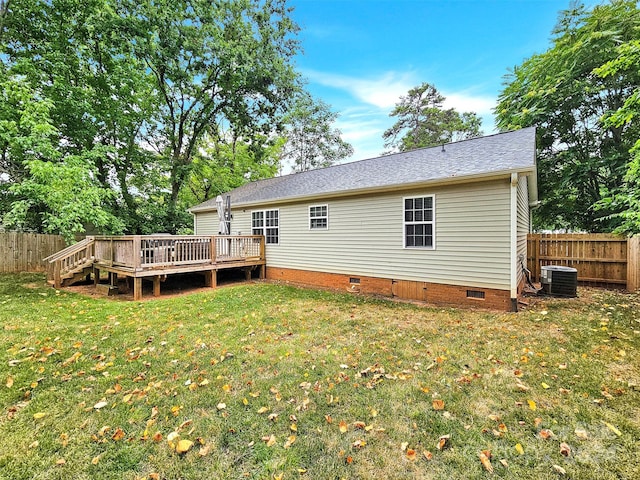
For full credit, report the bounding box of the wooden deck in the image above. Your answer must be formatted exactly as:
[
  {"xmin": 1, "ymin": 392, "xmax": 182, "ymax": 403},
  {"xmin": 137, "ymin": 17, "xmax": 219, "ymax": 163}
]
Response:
[{"xmin": 45, "ymin": 235, "xmax": 266, "ymax": 300}]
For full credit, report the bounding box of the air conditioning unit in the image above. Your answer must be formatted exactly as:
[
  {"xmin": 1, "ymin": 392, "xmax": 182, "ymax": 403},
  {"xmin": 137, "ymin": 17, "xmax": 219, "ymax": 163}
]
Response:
[{"xmin": 541, "ymin": 265, "xmax": 578, "ymax": 297}]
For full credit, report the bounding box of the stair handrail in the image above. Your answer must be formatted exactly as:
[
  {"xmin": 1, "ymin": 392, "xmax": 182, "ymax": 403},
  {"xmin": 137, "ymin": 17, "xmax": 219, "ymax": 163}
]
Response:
[{"xmin": 44, "ymin": 236, "xmax": 95, "ymax": 263}]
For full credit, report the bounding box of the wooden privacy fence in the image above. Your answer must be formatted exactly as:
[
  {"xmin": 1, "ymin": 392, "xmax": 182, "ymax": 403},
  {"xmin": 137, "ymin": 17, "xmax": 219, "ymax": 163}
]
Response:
[
  {"xmin": 527, "ymin": 233, "xmax": 640, "ymax": 291},
  {"xmin": 0, "ymin": 232, "xmax": 67, "ymax": 273}
]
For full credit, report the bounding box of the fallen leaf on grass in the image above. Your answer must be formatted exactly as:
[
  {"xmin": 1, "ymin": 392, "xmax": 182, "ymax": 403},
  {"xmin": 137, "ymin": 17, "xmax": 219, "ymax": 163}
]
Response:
[
  {"xmin": 436, "ymin": 434, "xmax": 450, "ymax": 450},
  {"xmin": 432, "ymin": 399, "xmax": 445, "ymax": 410},
  {"xmin": 198, "ymin": 444, "xmax": 211, "ymax": 457},
  {"xmin": 406, "ymin": 448, "xmax": 417, "ymax": 460},
  {"xmin": 339, "ymin": 420, "xmax": 348, "ymax": 433},
  {"xmin": 176, "ymin": 439, "xmax": 193, "ymax": 454},
  {"xmin": 284, "ymin": 435, "xmax": 296, "ymax": 449},
  {"xmin": 560, "ymin": 442, "xmax": 571, "ymax": 457},
  {"xmin": 574, "ymin": 428, "xmax": 588, "ymax": 440},
  {"xmin": 94, "ymin": 400, "xmax": 108, "ymax": 410},
  {"xmin": 423, "ymin": 451, "xmax": 433, "ymax": 461},
  {"xmin": 479, "ymin": 451, "xmax": 493, "ymax": 473},
  {"xmin": 539, "ymin": 429, "xmax": 554, "ymax": 440},
  {"xmin": 33, "ymin": 412, "xmax": 47, "ymax": 420},
  {"xmin": 216, "ymin": 403, "xmax": 226, "ymax": 411},
  {"xmin": 91, "ymin": 455, "xmax": 101, "ymax": 465},
  {"xmin": 603, "ymin": 421, "xmax": 622, "ymax": 436},
  {"xmin": 5, "ymin": 376, "xmax": 13, "ymax": 388},
  {"xmin": 527, "ymin": 399, "xmax": 537, "ymax": 411},
  {"xmin": 112, "ymin": 428, "xmax": 125, "ymax": 441},
  {"xmin": 552, "ymin": 464, "xmax": 566, "ymax": 475},
  {"xmin": 257, "ymin": 406, "xmax": 269, "ymax": 414},
  {"xmin": 262, "ymin": 434, "xmax": 277, "ymax": 447},
  {"xmin": 55, "ymin": 458, "xmax": 66, "ymax": 466},
  {"xmin": 352, "ymin": 439, "xmax": 366, "ymax": 449},
  {"xmin": 515, "ymin": 443, "xmax": 524, "ymax": 455},
  {"xmin": 167, "ymin": 431, "xmax": 180, "ymax": 450}
]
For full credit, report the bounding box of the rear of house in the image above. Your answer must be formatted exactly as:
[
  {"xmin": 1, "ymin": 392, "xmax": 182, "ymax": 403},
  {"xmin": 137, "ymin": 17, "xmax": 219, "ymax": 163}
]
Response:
[{"xmin": 190, "ymin": 128, "xmax": 538, "ymax": 311}]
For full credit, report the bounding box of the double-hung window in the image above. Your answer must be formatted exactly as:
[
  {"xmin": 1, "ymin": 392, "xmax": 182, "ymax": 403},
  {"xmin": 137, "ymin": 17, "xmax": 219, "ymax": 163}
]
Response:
[
  {"xmin": 404, "ymin": 195, "xmax": 435, "ymax": 248},
  {"xmin": 309, "ymin": 205, "xmax": 328, "ymax": 230},
  {"xmin": 252, "ymin": 209, "xmax": 279, "ymax": 244}
]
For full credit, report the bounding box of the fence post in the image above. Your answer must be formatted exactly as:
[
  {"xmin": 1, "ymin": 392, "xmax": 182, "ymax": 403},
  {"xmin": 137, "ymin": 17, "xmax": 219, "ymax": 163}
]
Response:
[{"xmin": 628, "ymin": 236, "xmax": 640, "ymax": 292}]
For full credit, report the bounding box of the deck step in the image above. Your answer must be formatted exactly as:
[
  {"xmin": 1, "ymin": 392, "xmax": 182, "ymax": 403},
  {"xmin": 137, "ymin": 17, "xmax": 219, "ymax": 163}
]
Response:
[{"xmin": 62, "ymin": 265, "xmax": 94, "ymax": 286}]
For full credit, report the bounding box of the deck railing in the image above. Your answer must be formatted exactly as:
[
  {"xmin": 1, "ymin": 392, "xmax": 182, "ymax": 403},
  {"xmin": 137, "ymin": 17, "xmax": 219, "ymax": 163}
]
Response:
[{"xmin": 92, "ymin": 235, "xmax": 265, "ymax": 270}]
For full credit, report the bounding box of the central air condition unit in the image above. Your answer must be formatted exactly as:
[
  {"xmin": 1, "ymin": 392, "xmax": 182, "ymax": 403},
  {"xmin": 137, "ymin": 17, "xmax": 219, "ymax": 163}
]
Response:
[{"xmin": 540, "ymin": 265, "xmax": 578, "ymax": 297}]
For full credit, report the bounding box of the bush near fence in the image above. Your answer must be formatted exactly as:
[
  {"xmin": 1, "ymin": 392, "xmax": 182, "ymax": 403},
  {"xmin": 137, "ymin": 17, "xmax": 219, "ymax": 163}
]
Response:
[
  {"xmin": 0, "ymin": 232, "xmax": 67, "ymax": 273},
  {"xmin": 527, "ymin": 233, "xmax": 640, "ymax": 292}
]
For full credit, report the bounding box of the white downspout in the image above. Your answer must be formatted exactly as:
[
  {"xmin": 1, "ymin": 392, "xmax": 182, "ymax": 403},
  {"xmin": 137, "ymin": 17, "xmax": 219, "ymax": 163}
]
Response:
[{"xmin": 509, "ymin": 172, "xmax": 518, "ymax": 311}]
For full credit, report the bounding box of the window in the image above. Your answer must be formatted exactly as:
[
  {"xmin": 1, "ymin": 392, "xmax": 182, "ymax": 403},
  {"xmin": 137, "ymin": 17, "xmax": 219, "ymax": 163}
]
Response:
[
  {"xmin": 309, "ymin": 205, "xmax": 328, "ymax": 230},
  {"xmin": 404, "ymin": 195, "xmax": 435, "ymax": 248},
  {"xmin": 252, "ymin": 209, "xmax": 279, "ymax": 244}
]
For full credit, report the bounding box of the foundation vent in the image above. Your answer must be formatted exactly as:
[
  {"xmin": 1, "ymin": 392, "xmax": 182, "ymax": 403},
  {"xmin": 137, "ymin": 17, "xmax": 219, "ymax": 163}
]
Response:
[{"xmin": 466, "ymin": 290, "xmax": 485, "ymax": 299}]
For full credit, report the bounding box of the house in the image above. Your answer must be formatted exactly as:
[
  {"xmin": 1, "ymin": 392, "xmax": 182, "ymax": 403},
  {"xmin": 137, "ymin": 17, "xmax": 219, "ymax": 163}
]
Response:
[{"xmin": 189, "ymin": 127, "xmax": 538, "ymax": 311}]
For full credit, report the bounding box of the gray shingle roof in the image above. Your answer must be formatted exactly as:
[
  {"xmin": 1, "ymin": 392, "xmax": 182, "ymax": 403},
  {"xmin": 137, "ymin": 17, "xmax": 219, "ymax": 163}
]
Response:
[{"xmin": 189, "ymin": 127, "xmax": 536, "ymax": 211}]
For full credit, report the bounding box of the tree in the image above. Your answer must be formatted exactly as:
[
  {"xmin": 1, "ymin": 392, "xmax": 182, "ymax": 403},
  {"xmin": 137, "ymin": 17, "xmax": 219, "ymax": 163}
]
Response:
[
  {"xmin": 181, "ymin": 131, "xmax": 283, "ymax": 208},
  {"xmin": 122, "ymin": 0, "xmax": 300, "ymax": 230},
  {"xmin": 496, "ymin": 1, "xmax": 640, "ymax": 232},
  {"xmin": 280, "ymin": 92, "xmax": 353, "ymax": 173},
  {"xmin": 594, "ymin": 39, "xmax": 640, "ymax": 234},
  {"xmin": 1, "ymin": 0, "xmax": 302, "ymax": 236},
  {"xmin": 383, "ymin": 82, "xmax": 482, "ymax": 152}
]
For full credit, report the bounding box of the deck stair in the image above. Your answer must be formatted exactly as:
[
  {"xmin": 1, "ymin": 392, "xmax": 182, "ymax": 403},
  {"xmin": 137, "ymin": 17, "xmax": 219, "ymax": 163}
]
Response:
[{"xmin": 44, "ymin": 237, "xmax": 96, "ymax": 287}]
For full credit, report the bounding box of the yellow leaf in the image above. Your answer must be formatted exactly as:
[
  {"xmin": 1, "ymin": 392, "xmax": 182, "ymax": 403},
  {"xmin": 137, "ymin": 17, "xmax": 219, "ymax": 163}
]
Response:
[
  {"xmin": 527, "ymin": 399, "xmax": 537, "ymax": 411},
  {"xmin": 112, "ymin": 428, "xmax": 125, "ymax": 441},
  {"xmin": 122, "ymin": 394, "xmax": 133, "ymax": 404},
  {"xmin": 257, "ymin": 406, "xmax": 269, "ymax": 414},
  {"xmin": 273, "ymin": 474, "xmax": 283, "ymax": 480},
  {"xmin": 284, "ymin": 435, "xmax": 296, "ymax": 449},
  {"xmin": 603, "ymin": 422, "xmax": 622, "ymax": 436},
  {"xmin": 290, "ymin": 423, "xmax": 297, "ymax": 432},
  {"xmin": 406, "ymin": 448, "xmax": 417, "ymax": 461},
  {"xmin": 352, "ymin": 439, "xmax": 366, "ymax": 449},
  {"xmin": 400, "ymin": 441, "xmax": 409, "ymax": 451},
  {"xmin": 541, "ymin": 382, "xmax": 550, "ymax": 389},
  {"xmin": 176, "ymin": 439, "xmax": 194, "ymax": 454},
  {"xmin": 242, "ymin": 398, "xmax": 249, "ymax": 406},
  {"xmin": 339, "ymin": 420, "xmax": 348, "ymax": 433},
  {"xmin": 432, "ymin": 399, "xmax": 445, "ymax": 410},
  {"xmin": 552, "ymin": 464, "xmax": 566, "ymax": 475},
  {"xmin": 33, "ymin": 412, "xmax": 47, "ymax": 420},
  {"xmin": 167, "ymin": 431, "xmax": 180, "ymax": 450},
  {"xmin": 222, "ymin": 384, "xmax": 231, "ymax": 392},
  {"xmin": 515, "ymin": 443, "xmax": 524, "ymax": 455},
  {"xmin": 5, "ymin": 376, "xmax": 14, "ymax": 388},
  {"xmin": 199, "ymin": 379, "xmax": 209, "ymax": 386},
  {"xmin": 91, "ymin": 455, "xmax": 101, "ymax": 465},
  {"xmin": 263, "ymin": 434, "xmax": 276, "ymax": 447},
  {"xmin": 55, "ymin": 458, "xmax": 66, "ymax": 466},
  {"xmin": 498, "ymin": 423, "xmax": 508, "ymax": 433}
]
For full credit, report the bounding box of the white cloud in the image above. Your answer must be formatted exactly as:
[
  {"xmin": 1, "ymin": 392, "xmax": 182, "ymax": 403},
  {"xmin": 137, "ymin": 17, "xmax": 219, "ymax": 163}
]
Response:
[
  {"xmin": 442, "ymin": 91, "xmax": 496, "ymax": 116},
  {"xmin": 303, "ymin": 69, "xmax": 416, "ymax": 109}
]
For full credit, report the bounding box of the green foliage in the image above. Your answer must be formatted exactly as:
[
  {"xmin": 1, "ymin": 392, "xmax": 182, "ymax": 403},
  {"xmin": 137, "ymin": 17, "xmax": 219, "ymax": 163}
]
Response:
[
  {"xmin": 496, "ymin": 1, "xmax": 640, "ymax": 232},
  {"xmin": 1, "ymin": 0, "xmax": 300, "ymax": 236},
  {"xmin": 594, "ymin": 39, "xmax": 640, "ymax": 234},
  {"xmin": 281, "ymin": 92, "xmax": 354, "ymax": 172},
  {"xmin": 383, "ymin": 82, "xmax": 482, "ymax": 152},
  {"xmin": 181, "ymin": 132, "xmax": 283, "ymax": 208}
]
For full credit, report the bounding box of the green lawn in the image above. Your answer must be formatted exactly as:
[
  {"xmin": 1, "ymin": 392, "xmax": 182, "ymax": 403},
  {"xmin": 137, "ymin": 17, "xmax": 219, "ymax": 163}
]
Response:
[{"xmin": 1, "ymin": 273, "xmax": 639, "ymax": 480}]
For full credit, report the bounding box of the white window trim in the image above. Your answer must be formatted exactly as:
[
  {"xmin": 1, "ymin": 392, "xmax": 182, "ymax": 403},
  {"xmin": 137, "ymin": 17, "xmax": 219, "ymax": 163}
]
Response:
[
  {"xmin": 308, "ymin": 204, "xmax": 329, "ymax": 231},
  {"xmin": 251, "ymin": 208, "xmax": 280, "ymax": 245},
  {"xmin": 403, "ymin": 194, "xmax": 436, "ymax": 250}
]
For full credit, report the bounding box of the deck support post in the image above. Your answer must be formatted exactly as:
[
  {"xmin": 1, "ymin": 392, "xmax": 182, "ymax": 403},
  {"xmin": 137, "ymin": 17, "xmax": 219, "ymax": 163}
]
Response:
[
  {"xmin": 244, "ymin": 267, "xmax": 252, "ymax": 281},
  {"xmin": 93, "ymin": 267, "xmax": 100, "ymax": 286},
  {"xmin": 133, "ymin": 278, "xmax": 143, "ymax": 301},
  {"xmin": 153, "ymin": 276, "xmax": 161, "ymax": 297},
  {"xmin": 259, "ymin": 265, "xmax": 265, "ymax": 279}
]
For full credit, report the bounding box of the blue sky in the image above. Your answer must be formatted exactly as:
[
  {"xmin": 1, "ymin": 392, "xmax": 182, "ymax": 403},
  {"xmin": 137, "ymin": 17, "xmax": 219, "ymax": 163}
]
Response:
[{"xmin": 289, "ymin": 0, "xmax": 600, "ymax": 162}]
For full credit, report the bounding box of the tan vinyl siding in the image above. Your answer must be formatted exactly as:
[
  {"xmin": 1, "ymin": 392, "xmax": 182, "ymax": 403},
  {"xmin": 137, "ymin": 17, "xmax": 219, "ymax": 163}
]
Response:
[
  {"xmin": 229, "ymin": 179, "xmax": 512, "ymax": 290},
  {"xmin": 516, "ymin": 175, "xmax": 530, "ymax": 287},
  {"xmin": 194, "ymin": 211, "xmax": 219, "ymax": 235}
]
